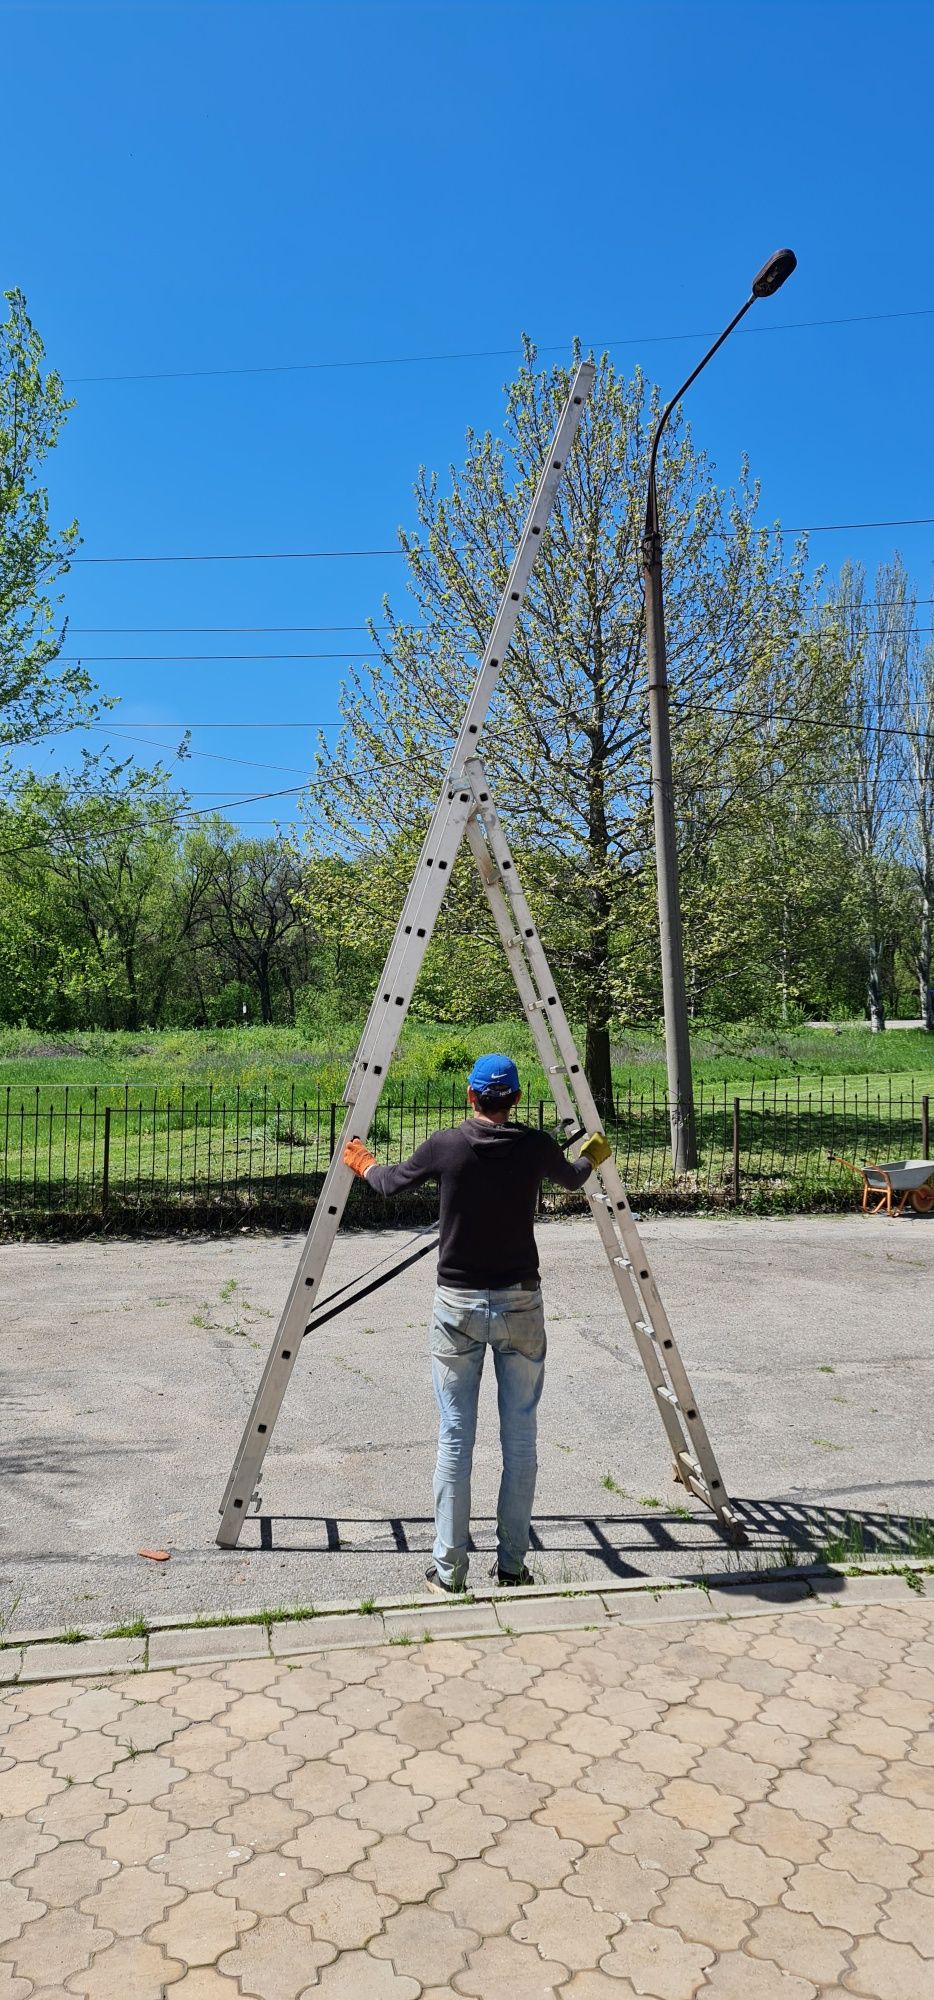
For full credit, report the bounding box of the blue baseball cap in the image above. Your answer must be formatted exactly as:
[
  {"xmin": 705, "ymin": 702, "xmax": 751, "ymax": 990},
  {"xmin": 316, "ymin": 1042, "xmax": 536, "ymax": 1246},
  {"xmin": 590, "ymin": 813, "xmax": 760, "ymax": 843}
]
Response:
[{"xmin": 468, "ymin": 1052, "xmax": 520, "ymax": 1096}]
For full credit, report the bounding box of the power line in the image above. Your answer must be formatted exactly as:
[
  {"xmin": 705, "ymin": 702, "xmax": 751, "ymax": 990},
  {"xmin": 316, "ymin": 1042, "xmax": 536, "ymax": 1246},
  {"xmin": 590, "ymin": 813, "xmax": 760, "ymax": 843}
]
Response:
[
  {"xmin": 69, "ymin": 547, "xmax": 402, "ymax": 566},
  {"xmin": 59, "ymin": 652, "xmax": 407, "ymax": 662},
  {"xmin": 64, "ymin": 518, "xmax": 934, "ymax": 566},
  {"xmin": 61, "ymin": 306, "xmax": 934, "ymax": 386},
  {"xmin": 67, "ymin": 624, "xmax": 393, "ymax": 634},
  {"xmin": 56, "ymin": 627, "xmax": 934, "ymax": 664},
  {"xmin": 86, "ymin": 726, "xmax": 313, "ymax": 776},
  {"xmin": 63, "ymin": 602, "xmax": 934, "ymax": 632}
]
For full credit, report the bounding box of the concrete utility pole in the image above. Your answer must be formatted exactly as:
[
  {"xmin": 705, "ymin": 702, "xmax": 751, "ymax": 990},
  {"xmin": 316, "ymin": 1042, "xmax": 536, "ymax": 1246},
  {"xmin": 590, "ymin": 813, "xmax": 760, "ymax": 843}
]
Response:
[{"xmin": 642, "ymin": 248, "xmax": 797, "ymax": 1173}]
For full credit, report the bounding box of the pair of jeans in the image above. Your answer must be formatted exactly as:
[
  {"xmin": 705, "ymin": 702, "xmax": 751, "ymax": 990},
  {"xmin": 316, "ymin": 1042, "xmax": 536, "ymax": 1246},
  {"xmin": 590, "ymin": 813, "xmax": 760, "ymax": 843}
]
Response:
[{"xmin": 430, "ymin": 1282, "xmax": 546, "ymax": 1589}]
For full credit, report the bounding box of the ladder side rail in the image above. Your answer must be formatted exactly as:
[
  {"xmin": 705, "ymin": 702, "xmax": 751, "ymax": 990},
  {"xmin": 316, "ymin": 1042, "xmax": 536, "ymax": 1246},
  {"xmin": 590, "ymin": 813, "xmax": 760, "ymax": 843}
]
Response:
[
  {"xmin": 344, "ymin": 361, "xmax": 594, "ymax": 1103},
  {"xmin": 465, "ymin": 817, "xmax": 700, "ymax": 1478},
  {"xmin": 466, "ymin": 774, "xmax": 742, "ymax": 1532},
  {"xmin": 218, "ymin": 789, "xmax": 478, "ymax": 1542}
]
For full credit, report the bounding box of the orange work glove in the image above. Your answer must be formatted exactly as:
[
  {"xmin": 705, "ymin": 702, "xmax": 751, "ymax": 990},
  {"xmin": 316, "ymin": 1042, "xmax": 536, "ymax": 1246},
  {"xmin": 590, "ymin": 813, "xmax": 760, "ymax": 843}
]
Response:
[{"xmin": 343, "ymin": 1136, "xmax": 376, "ymax": 1178}]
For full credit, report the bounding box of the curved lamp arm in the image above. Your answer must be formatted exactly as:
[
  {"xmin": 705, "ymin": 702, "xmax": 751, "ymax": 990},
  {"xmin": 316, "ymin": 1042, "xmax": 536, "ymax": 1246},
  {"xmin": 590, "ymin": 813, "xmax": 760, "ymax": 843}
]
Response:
[{"xmin": 644, "ymin": 248, "xmax": 797, "ymax": 540}]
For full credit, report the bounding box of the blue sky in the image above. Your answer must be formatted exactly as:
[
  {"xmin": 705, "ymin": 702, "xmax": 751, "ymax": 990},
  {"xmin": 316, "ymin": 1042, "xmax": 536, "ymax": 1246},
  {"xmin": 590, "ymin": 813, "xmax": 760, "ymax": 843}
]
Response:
[{"xmin": 6, "ymin": 0, "xmax": 934, "ymax": 835}]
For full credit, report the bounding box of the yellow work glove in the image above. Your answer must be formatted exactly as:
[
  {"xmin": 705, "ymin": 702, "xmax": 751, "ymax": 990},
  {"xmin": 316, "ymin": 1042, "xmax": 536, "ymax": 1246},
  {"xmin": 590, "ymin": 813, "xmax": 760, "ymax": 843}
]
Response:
[
  {"xmin": 579, "ymin": 1131, "xmax": 612, "ymax": 1169},
  {"xmin": 343, "ymin": 1137, "xmax": 377, "ymax": 1178}
]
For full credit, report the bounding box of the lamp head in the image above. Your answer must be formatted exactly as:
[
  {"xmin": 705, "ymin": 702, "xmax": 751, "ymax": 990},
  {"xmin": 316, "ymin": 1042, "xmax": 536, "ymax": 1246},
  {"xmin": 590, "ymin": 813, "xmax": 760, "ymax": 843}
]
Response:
[{"xmin": 751, "ymin": 248, "xmax": 797, "ymax": 298}]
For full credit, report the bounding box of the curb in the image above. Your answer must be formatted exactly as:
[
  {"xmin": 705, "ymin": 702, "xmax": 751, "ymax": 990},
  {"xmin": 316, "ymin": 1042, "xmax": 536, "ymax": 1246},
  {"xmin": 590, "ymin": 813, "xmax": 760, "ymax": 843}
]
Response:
[{"xmin": 1, "ymin": 1559, "xmax": 928, "ymax": 1686}]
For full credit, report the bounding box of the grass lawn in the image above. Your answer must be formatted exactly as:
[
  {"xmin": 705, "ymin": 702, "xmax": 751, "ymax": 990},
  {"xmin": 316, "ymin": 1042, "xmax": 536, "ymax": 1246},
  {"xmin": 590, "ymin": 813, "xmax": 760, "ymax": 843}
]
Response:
[{"xmin": 0, "ymin": 1019, "xmax": 932, "ymax": 1109}]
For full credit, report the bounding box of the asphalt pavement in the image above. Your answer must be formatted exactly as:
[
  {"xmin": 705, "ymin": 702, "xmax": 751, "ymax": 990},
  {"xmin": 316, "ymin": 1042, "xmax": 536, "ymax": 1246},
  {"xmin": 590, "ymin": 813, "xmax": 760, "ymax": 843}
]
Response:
[{"xmin": 2, "ymin": 1216, "xmax": 932, "ymax": 1635}]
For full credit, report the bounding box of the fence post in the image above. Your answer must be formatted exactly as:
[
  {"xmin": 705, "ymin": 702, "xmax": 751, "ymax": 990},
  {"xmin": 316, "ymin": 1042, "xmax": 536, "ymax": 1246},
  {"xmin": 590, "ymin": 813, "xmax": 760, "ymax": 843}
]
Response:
[
  {"xmin": 732, "ymin": 1097, "xmax": 741, "ymax": 1205},
  {"xmin": 101, "ymin": 1106, "xmax": 111, "ymax": 1213},
  {"xmin": 329, "ymin": 1102, "xmax": 336, "ymax": 1159},
  {"xmin": 923, "ymin": 1094, "xmax": 930, "ymax": 1160}
]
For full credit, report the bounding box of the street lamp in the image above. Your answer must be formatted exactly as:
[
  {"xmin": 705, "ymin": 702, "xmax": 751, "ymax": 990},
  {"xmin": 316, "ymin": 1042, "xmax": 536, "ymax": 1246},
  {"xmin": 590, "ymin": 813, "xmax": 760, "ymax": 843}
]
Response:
[{"xmin": 642, "ymin": 249, "xmax": 797, "ymax": 1172}]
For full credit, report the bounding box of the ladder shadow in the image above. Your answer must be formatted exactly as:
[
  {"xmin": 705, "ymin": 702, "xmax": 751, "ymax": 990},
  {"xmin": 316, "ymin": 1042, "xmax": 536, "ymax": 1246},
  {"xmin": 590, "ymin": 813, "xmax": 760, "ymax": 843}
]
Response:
[
  {"xmin": 241, "ymin": 1508, "xmax": 751, "ymax": 1576},
  {"xmin": 238, "ymin": 1494, "xmax": 932, "ymax": 1575}
]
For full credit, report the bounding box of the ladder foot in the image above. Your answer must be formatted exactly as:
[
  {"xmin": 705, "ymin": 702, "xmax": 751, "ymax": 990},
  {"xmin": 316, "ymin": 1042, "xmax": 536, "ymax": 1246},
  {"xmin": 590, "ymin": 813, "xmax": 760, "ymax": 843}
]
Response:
[{"xmin": 723, "ymin": 1521, "xmax": 750, "ymax": 1549}]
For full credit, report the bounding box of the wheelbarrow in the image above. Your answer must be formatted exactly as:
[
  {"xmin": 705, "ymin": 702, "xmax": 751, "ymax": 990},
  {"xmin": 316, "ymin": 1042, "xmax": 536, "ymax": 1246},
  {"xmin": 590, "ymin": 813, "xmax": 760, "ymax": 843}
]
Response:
[{"xmin": 832, "ymin": 1154, "xmax": 934, "ymax": 1216}]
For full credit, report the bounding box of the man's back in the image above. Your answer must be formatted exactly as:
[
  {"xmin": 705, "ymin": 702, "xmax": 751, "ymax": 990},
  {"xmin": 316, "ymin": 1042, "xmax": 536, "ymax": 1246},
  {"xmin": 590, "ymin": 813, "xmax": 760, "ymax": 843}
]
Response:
[{"xmin": 366, "ymin": 1117, "xmax": 590, "ymax": 1288}]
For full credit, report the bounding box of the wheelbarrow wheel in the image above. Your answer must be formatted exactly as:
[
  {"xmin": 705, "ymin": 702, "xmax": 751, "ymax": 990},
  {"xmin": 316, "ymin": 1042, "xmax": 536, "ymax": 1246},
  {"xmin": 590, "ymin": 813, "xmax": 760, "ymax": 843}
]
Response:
[{"xmin": 911, "ymin": 1178, "xmax": 934, "ymax": 1215}]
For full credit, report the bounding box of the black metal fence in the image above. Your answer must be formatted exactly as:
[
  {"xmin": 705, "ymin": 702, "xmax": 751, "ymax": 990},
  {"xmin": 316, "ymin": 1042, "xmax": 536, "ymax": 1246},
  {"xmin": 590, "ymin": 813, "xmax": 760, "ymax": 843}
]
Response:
[{"xmin": 1, "ymin": 1078, "xmax": 931, "ymax": 1233}]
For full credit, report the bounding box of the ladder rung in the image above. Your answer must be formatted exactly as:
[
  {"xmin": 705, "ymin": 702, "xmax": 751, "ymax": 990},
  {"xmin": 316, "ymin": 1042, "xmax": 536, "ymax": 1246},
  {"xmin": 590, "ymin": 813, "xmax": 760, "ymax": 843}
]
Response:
[
  {"xmin": 634, "ymin": 1318, "xmax": 656, "ymax": 1337},
  {"xmin": 657, "ymin": 1386, "xmax": 680, "ymax": 1409}
]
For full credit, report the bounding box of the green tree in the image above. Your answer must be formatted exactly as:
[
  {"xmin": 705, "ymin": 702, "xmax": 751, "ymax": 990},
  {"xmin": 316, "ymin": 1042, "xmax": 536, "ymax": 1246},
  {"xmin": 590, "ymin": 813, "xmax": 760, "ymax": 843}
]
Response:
[
  {"xmin": 190, "ymin": 831, "xmax": 311, "ymax": 1024},
  {"xmin": 1, "ymin": 290, "xmax": 103, "ymax": 748},
  {"xmin": 309, "ymin": 345, "xmax": 813, "ymax": 1106},
  {"xmin": 820, "ymin": 559, "xmax": 911, "ymax": 1031},
  {"xmin": 0, "ymin": 754, "xmax": 210, "ymax": 1028}
]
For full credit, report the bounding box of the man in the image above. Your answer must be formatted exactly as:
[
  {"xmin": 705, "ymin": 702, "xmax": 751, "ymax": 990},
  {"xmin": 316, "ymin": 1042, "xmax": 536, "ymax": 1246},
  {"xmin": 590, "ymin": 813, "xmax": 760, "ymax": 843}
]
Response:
[{"xmin": 344, "ymin": 1053, "xmax": 610, "ymax": 1594}]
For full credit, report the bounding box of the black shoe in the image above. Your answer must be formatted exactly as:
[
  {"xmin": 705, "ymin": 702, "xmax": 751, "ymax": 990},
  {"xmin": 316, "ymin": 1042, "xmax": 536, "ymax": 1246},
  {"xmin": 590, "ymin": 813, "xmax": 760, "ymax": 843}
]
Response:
[
  {"xmin": 490, "ymin": 1562, "xmax": 535, "ymax": 1588},
  {"xmin": 425, "ymin": 1564, "xmax": 460, "ymax": 1596}
]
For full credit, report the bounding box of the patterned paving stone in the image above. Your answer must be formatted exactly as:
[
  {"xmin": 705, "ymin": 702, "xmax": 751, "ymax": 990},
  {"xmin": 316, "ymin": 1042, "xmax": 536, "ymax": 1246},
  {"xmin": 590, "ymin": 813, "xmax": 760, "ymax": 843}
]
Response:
[
  {"xmin": 699, "ymin": 1949, "xmax": 817, "ymax": 1996},
  {"xmin": 215, "ymin": 1739, "xmax": 299, "ymax": 1795},
  {"xmin": 512, "ymin": 1886, "xmax": 621, "ymax": 1966},
  {"xmin": 218, "ymin": 1850, "xmax": 320, "ymax": 1915},
  {"xmin": 217, "ymin": 1916, "xmax": 336, "ymax": 2000},
  {"xmin": 650, "ymin": 1874, "xmax": 753, "ymax": 1950},
  {"xmin": 0, "ymin": 1762, "xmax": 67, "ymax": 1816},
  {"xmin": 215, "ymin": 1792, "xmax": 306, "ymax": 1853},
  {"xmin": 80, "ymin": 1863, "xmax": 184, "ymax": 1935},
  {"xmin": 341, "ymin": 1779, "xmax": 431, "ymax": 1836},
  {"xmin": 2, "ymin": 1907, "xmax": 106, "ymax": 1987},
  {"xmin": 292, "ymin": 1875, "xmax": 388, "ymax": 1949},
  {"xmin": 408, "ymin": 1798, "xmax": 506, "ymax": 1858},
  {"xmin": 432, "ymin": 1858, "xmax": 532, "ymax": 1934},
  {"xmin": 3, "ymin": 1597, "xmax": 933, "ymax": 2000},
  {"xmin": 0, "ymin": 1880, "xmax": 45, "ymax": 1945},
  {"xmin": 746, "ymin": 1904, "xmax": 853, "ymax": 1983},
  {"xmin": 844, "ymin": 1934, "xmax": 931, "ymax": 1999},
  {"xmin": 164, "ymin": 1723, "xmax": 240, "ymax": 1774},
  {"xmin": 14, "ymin": 1843, "xmax": 114, "ymax": 1912},
  {"xmin": 878, "ymin": 1884, "xmax": 934, "ymax": 1953},
  {"xmin": 303, "ymin": 1950, "xmax": 420, "ymax": 1997},
  {"xmin": 533, "ymin": 1786, "xmax": 622, "ymax": 1845},
  {"xmin": 148, "ymin": 1887, "xmax": 257, "ymax": 1964},
  {"xmin": 152, "ymin": 1771, "xmax": 245, "ymax": 1828},
  {"xmin": 654, "ymin": 1776, "xmax": 743, "ymax": 1836},
  {"xmin": 355, "ymin": 1834, "xmax": 451, "ymax": 1903},
  {"xmin": 609, "ymin": 1807, "xmax": 709, "ymax": 1875},
  {"xmin": 272, "ymin": 1713, "xmax": 350, "ymax": 1761},
  {"xmin": 451, "ymin": 1933, "xmax": 570, "ymax": 1998},
  {"xmin": 100, "ymin": 1703, "xmax": 183, "ymax": 1753},
  {"xmin": 783, "ymin": 1861, "xmax": 886, "ymax": 1935},
  {"xmin": 284, "ymin": 1815, "xmax": 374, "ymax": 1876},
  {"xmin": 162, "ymin": 1827, "xmax": 252, "ymax": 1891},
  {"xmin": 382, "ymin": 1703, "xmax": 457, "ymax": 1750},
  {"xmin": 483, "ymin": 1820, "xmax": 583, "ymax": 1888},
  {"xmin": 564, "ymin": 1846, "xmax": 664, "ymax": 1922},
  {"xmin": 696, "ymin": 1837, "xmax": 794, "ymax": 1906},
  {"xmin": 818, "ymin": 1823, "xmax": 917, "ymax": 1887},
  {"xmin": 852, "ymin": 1790, "xmax": 934, "ymax": 1850},
  {"xmin": 287, "ymin": 1760, "xmax": 365, "ymax": 1816},
  {"xmin": 336, "ymin": 1730, "xmax": 411, "ymax": 1781},
  {"xmin": 597, "ymin": 1918, "xmax": 714, "ymax": 1997},
  {"xmin": 0, "ymin": 1818, "xmax": 56, "ymax": 1881},
  {"xmin": 101, "ymin": 1749, "xmax": 187, "ymax": 1806},
  {"xmin": 87, "ymin": 1800, "xmax": 182, "ymax": 1864},
  {"xmin": 460, "ymin": 1767, "xmax": 549, "ymax": 1820},
  {"xmin": 370, "ymin": 1905, "xmax": 480, "ymax": 1983},
  {"xmin": 63, "ymin": 1938, "xmax": 186, "ymax": 1998}
]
